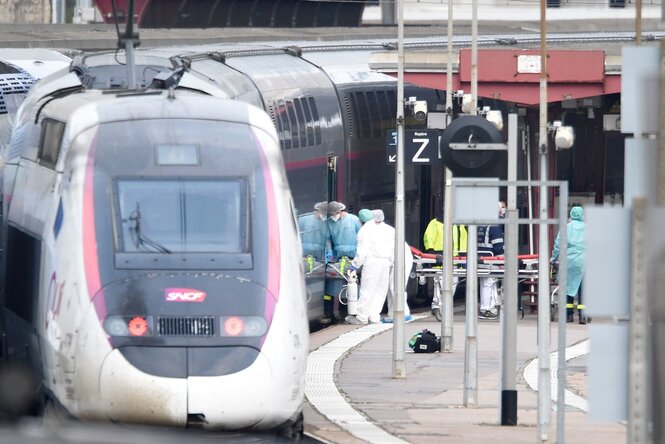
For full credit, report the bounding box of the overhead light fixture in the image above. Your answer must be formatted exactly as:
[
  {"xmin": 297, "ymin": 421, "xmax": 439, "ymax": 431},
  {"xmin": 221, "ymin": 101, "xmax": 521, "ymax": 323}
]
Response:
[
  {"xmin": 554, "ymin": 126, "xmax": 575, "ymax": 149},
  {"xmin": 547, "ymin": 121, "xmax": 575, "ymax": 149},
  {"xmin": 485, "ymin": 110, "xmax": 504, "ymax": 131},
  {"xmin": 461, "ymin": 94, "xmax": 474, "ymax": 114}
]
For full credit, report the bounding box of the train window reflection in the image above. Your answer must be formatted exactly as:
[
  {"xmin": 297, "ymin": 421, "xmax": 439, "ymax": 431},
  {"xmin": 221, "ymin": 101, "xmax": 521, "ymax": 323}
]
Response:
[{"xmin": 115, "ymin": 178, "xmax": 247, "ymax": 253}]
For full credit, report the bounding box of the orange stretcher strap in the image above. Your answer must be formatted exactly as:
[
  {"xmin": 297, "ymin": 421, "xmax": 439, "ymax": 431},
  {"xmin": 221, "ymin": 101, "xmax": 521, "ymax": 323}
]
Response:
[{"xmin": 409, "ymin": 246, "xmax": 465, "ymax": 261}]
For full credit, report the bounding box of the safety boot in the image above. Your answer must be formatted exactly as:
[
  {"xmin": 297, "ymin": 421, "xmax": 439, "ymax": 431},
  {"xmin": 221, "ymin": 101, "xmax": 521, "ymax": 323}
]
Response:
[{"xmin": 566, "ymin": 295, "xmax": 575, "ymax": 323}]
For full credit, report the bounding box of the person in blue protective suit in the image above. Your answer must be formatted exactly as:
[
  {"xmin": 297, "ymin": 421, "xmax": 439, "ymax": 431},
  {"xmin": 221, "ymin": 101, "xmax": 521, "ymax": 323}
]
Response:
[
  {"xmin": 298, "ymin": 201, "xmax": 330, "ymax": 262},
  {"xmin": 550, "ymin": 205, "xmax": 586, "ymax": 324},
  {"xmin": 320, "ymin": 201, "xmax": 361, "ymax": 324},
  {"xmin": 477, "ymin": 201, "xmax": 505, "ymax": 320},
  {"xmin": 327, "ymin": 201, "xmax": 362, "ymax": 259}
]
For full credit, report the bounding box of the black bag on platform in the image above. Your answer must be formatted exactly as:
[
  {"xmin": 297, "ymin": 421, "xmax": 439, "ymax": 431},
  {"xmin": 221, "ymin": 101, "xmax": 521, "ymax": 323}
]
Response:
[{"xmin": 409, "ymin": 329, "xmax": 441, "ymax": 353}]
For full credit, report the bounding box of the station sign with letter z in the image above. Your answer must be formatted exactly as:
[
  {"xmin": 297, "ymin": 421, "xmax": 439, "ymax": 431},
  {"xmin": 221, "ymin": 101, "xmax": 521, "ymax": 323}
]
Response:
[{"xmin": 386, "ymin": 130, "xmax": 438, "ymax": 165}]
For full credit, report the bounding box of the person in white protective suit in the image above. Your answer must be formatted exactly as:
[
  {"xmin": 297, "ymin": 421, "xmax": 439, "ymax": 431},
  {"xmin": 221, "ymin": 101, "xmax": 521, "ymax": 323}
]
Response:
[
  {"xmin": 345, "ymin": 209, "xmax": 394, "ymax": 325},
  {"xmin": 379, "ymin": 210, "xmax": 414, "ymax": 323}
]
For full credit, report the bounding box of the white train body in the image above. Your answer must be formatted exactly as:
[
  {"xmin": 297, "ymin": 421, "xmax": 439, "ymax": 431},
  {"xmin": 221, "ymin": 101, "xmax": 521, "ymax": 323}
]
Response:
[{"xmin": 1, "ymin": 85, "xmax": 308, "ymax": 433}]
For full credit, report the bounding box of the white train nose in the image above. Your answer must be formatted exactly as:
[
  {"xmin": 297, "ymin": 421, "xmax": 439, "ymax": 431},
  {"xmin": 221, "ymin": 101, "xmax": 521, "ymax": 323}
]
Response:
[
  {"xmin": 98, "ymin": 348, "xmax": 291, "ymax": 430},
  {"xmin": 99, "ymin": 349, "xmax": 188, "ymax": 426},
  {"xmin": 187, "ymin": 352, "xmax": 272, "ymax": 429}
]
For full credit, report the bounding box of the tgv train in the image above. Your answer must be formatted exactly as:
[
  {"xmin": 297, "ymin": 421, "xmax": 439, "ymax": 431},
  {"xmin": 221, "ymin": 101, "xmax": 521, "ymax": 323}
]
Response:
[
  {"xmin": 0, "ymin": 67, "xmax": 308, "ymax": 437},
  {"xmin": 57, "ymin": 44, "xmax": 453, "ymax": 313}
]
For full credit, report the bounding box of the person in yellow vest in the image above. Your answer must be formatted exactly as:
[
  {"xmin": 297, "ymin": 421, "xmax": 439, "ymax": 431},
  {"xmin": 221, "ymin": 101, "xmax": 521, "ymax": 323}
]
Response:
[{"xmin": 423, "ymin": 215, "xmax": 468, "ymax": 321}]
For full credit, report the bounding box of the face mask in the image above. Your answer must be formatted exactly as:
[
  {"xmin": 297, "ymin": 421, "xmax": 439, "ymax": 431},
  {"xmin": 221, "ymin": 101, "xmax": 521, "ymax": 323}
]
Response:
[
  {"xmin": 499, "ymin": 207, "xmax": 506, "ymax": 217},
  {"xmin": 330, "ymin": 214, "xmax": 340, "ymax": 222},
  {"xmin": 318, "ymin": 213, "xmax": 327, "ymax": 221}
]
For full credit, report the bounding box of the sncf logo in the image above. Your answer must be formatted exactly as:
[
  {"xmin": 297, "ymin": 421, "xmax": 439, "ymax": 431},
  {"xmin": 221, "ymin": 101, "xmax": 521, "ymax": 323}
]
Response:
[{"xmin": 165, "ymin": 288, "xmax": 207, "ymax": 302}]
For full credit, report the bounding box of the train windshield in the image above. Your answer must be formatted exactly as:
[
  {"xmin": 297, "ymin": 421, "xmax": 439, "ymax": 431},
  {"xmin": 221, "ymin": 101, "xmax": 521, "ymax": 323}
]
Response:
[
  {"xmin": 115, "ymin": 178, "xmax": 247, "ymax": 254},
  {"xmin": 88, "ymin": 117, "xmax": 271, "ymax": 271}
]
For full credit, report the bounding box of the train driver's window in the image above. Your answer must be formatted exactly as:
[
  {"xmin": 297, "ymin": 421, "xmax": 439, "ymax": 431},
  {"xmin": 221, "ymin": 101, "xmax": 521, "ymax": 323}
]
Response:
[{"xmin": 114, "ymin": 178, "xmax": 248, "ymax": 254}]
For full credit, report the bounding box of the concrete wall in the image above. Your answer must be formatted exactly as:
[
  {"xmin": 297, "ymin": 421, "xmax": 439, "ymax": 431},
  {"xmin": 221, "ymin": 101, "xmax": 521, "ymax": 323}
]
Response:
[{"xmin": 0, "ymin": 0, "xmax": 51, "ymax": 24}]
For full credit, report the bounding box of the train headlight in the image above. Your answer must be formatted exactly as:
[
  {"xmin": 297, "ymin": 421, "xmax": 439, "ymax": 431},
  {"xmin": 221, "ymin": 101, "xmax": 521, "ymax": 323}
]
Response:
[
  {"xmin": 220, "ymin": 316, "xmax": 268, "ymax": 337},
  {"xmin": 104, "ymin": 315, "xmax": 153, "ymax": 337},
  {"xmin": 127, "ymin": 316, "xmax": 150, "ymax": 337},
  {"xmin": 104, "ymin": 316, "xmax": 129, "ymax": 336},
  {"xmin": 243, "ymin": 317, "xmax": 268, "ymax": 336}
]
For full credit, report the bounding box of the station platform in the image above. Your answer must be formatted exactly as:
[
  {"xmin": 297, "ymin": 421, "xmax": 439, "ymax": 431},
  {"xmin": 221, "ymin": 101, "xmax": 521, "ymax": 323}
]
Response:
[{"xmin": 304, "ymin": 309, "xmax": 625, "ymax": 444}]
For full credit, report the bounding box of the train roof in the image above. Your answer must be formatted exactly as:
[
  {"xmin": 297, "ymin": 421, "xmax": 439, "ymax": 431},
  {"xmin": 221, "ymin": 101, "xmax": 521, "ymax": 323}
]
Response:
[{"xmin": 19, "ymin": 89, "xmax": 271, "ymax": 142}]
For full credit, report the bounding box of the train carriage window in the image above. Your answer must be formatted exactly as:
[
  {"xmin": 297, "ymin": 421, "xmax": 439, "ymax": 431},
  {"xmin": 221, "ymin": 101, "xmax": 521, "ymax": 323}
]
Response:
[
  {"xmin": 366, "ymin": 92, "xmax": 381, "ymax": 138},
  {"xmin": 377, "ymin": 90, "xmax": 397, "ymax": 131},
  {"xmin": 274, "ymin": 100, "xmax": 292, "ymax": 150},
  {"xmin": 307, "ymin": 97, "xmax": 322, "ymax": 145},
  {"xmin": 37, "ymin": 118, "xmax": 65, "ymax": 169},
  {"xmin": 350, "ymin": 92, "xmax": 372, "ymax": 139},
  {"xmin": 301, "ymin": 97, "xmax": 315, "ymax": 146},
  {"xmin": 286, "ymin": 100, "xmax": 300, "ymax": 149},
  {"xmin": 273, "ymin": 97, "xmax": 322, "ymax": 150},
  {"xmin": 293, "ymin": 98, "xmax": 308, "ymax": 148},
  {"xmin": 114, "ymin": 178, "xmax": 248, "ymax": 254}
]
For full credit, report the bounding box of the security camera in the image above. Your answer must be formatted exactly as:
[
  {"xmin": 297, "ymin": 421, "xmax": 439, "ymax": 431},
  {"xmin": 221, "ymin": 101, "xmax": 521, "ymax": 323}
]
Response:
[
  {"xmin": 413, "ymin": 100, "xmax": 427, "ymax": 121},
  {"xmin": 461, "ymin": 94, "xmax": 473, "ymax": 114},
  {"xmin": 554, "ymin": 126, "xmax": 574, "ymax": 149},
  {"xmin": 485, "ymin": 110, "xmax": 504, "ymax": 131}
]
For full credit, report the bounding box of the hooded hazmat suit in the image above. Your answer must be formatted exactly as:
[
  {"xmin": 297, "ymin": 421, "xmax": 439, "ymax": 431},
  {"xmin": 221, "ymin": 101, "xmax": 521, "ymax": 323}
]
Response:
[
  {"xmin": 350, "ymin": 211, "xmax": 393, "ymax": 323},
  {"xmin": 551, "ymin": 206, "xmax": 586, "ymax": 299}
]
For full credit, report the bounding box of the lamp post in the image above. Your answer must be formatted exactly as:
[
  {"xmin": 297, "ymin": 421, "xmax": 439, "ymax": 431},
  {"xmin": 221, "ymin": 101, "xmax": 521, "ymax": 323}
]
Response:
[
  {"xmin": 441, "ymin": 0, "xmax": 455, "ymax": 353},
  {"xmin": 537, "ymin": 0, "xmax": 551, "ymax": 441},
  {"xmin": 392, "ymin": 0, "xmax": 406, "ymax": 379}
]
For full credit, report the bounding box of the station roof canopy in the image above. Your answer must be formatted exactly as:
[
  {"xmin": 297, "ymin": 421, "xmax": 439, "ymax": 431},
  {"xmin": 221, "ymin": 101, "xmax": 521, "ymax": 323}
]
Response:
[{"xmin": 368, "ymin": 35, "xmax": 661, "ymax": 106}]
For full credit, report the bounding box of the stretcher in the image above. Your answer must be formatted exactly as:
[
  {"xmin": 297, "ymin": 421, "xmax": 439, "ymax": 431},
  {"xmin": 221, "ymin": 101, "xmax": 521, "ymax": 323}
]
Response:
[
  {"xmin": 410, "ymin": 246, "xmax": 550, "ymax": 318},
  {"xmin": 409, "ymin": 246, "xmax": 539, "ymax": 279}
]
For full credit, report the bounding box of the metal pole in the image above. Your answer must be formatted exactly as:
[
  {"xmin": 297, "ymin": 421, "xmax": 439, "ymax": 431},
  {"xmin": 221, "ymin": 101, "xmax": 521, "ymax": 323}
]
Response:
[
  {"xmin": 441, "ymin": 0, "xmax": 455, "ymax": 353},
  {"xmin": 446, "ymin": 0, "xmax": 454, "ymax": 116},
  {"xmin": 525, "ymin": 127, "xmax": 535, "ymax": 255},
  {"xmin": 392, "ymin": 0, "xmax": 406, "ymax": 379},
  {"xmin": 501, "ymin": 114, "xmax": 518, "ymax": 425},
  {"xmin": 556, "ymin": 186, "xmax": 568, "ymax": 443},
  {"xmin": 464, "ymin": 225, "xmax": 478, "ymax": 407},
  {"xmin": 471, "ymin": 0, "xmax": 478, "ymax": 115},
  {"xmin": 537, "ymin": 0, "xmax": 551, "ymax": 441},
  {"xmin": 636, "ymin": 0, "xmax": 642, "ymax": 46},
  {"xmin": 660, "ymin": 40, "xmax": 665, "ymax": 206},
  {"xmin": 124, "ymin": 0, "xmax": 137, "ymax": 90},
  {"xmin": 442, "ymin": 169, "xmax": 454, "ymax": 352},
  {"xmin": 628, "ymin": 197, "xmax": 649, "ymax": 443},
  {"xmin": 126, "ymin": 42, "xmax": 137, "ymax": 89}
]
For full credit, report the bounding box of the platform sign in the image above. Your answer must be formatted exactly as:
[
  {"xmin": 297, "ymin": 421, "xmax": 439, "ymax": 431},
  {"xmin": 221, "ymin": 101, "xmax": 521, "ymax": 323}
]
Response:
[
  {"xmin": 386, "ymin": 130, "xmax": 438, "ymax": 165},
  {"xmin": 452, "ymin": 178, "xmax": 499, "ymax": 221}
]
